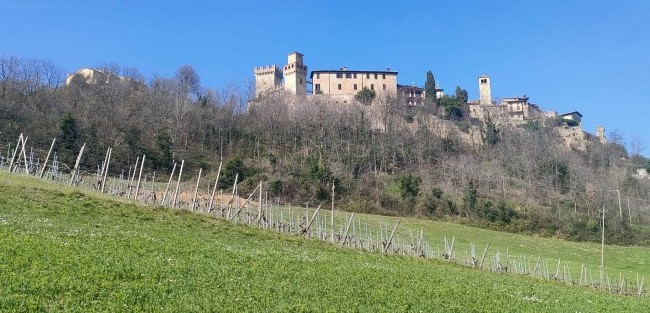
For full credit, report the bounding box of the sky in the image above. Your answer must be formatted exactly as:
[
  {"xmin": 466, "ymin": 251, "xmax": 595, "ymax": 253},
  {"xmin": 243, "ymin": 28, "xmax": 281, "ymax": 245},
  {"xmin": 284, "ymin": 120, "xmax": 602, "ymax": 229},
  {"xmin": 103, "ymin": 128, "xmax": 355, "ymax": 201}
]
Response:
[{"xmin": 1, "ymin": 0, "xmax": 649, "ymax": 155}]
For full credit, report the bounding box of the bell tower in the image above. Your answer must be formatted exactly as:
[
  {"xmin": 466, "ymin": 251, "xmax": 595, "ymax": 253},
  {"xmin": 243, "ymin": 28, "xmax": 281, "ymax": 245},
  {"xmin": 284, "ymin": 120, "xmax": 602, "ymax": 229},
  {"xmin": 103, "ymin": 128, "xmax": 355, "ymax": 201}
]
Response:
[
  {"xmin": 478, "ymin": 75, "xmax": 491, "ymax": 105},
  {"xmin": 283, "ymin": 52, "xmax": 307, "ymax": 95}
]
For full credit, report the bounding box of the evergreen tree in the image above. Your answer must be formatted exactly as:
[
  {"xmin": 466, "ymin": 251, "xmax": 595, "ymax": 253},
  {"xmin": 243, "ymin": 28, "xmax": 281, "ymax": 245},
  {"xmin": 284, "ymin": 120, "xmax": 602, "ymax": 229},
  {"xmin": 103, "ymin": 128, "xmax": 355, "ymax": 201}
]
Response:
[
  {"xmin": 455, "ymin": 85, "xmax": 468, "ymax": 103},
  {"xmin": 58, "ymin": 113, "xmax": 80, "ymax": 161},
  {"xmin": 424, "ymin": 71, "xmax": 436, "ymax": 104}
]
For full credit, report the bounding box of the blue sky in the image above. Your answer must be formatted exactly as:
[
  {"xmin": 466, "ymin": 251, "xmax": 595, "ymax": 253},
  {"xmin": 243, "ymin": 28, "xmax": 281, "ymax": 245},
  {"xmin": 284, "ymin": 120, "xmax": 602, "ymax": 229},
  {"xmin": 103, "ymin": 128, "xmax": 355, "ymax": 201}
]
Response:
[{"xmin": 1, "ymin": 0, "xmax": 649, "ymax": 155}]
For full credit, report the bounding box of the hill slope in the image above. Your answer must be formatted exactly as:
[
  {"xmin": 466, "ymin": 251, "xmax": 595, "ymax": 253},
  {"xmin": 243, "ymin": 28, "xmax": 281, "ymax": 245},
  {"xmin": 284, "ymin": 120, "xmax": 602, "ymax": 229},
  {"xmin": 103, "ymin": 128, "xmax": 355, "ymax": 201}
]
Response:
[{"xmin": 0, "ymin": 174, "xmax": 648, "ymax": 312}]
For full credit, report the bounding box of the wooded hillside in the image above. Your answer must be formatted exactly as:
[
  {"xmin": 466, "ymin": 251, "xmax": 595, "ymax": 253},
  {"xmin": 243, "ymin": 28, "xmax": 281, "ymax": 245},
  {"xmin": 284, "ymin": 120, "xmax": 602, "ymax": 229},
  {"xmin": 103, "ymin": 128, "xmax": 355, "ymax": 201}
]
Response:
[{"xmin": 1, "ymin": 56, "xmax": 648, "ymax": 245}]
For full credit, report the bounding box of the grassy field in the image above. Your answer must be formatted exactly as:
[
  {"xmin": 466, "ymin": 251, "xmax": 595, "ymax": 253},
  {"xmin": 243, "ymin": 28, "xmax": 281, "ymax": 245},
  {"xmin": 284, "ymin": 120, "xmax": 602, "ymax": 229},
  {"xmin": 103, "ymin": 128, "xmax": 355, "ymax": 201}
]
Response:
[{"xmin": 1, "ymin": 172, "xmax": 649, "ymax": 312}]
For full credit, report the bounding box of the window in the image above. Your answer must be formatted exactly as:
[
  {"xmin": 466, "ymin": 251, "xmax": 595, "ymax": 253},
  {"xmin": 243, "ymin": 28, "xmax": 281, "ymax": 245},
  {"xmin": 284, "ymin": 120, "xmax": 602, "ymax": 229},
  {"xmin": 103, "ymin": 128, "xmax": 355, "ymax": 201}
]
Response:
[
  {"xmin": 353, "ymin": 73, "xmax": 357, "ymax": 79},
  {"xmin": 316, "ymin": 73, "xmax": 320, "ymax": 79},
  {"xmin": 315, "ymin": 84, "xmax": 321, "ymax": 92},
  {"xmin": 374, "ymin": 74, "xmax": 378, "ymax": 79},
  {"xmin": 336, "ymin": 73, "xmax": 342, "ymax": 78},
  {"xmin": 300, "ymin": 79, "xmax": 303, "ymax": 84},
  {"xmin": 354, "ymin": 84, "xmax": 357, "ymax": 90},
  {"xmin": 338, "ymin": 84, "xmax": 342, "ymax": 90},
  {"xmin": 382, "ymin": 74, "xmax": 386, "ymax": 79},
  {"xmin": 345, "ymin": 73, "xmax": 351, "ymax": 79},
  {"xmin": 382, "ymin": 84, "xmax": 386, "ymax": 90},
  {"xmin": 370, "ymin": 84, "xmax": 374, "ymax": 90},
  {"xmin": 366, "ymin": 73, "xmax": 370, "ymax": 79}
]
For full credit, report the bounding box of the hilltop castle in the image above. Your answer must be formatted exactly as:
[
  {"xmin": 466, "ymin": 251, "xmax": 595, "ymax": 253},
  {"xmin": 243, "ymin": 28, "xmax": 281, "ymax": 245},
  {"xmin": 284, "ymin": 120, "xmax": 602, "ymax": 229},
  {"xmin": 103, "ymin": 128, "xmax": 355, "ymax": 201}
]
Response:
[
  {"xmin": 253, "ymin": 51, "xmax": 443, "ymax": 104},
  {"xmin": 253, "ymin": 52, "xmax": 606, "ymax": 148}
]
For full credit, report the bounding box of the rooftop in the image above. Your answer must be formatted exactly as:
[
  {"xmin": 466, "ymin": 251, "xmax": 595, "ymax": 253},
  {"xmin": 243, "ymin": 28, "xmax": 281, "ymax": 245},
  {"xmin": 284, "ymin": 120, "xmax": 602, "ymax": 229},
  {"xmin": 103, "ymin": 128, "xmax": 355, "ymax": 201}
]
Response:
[{"xmin": 310, "ymin": 69, "xmax": 398, "ymax": 79}]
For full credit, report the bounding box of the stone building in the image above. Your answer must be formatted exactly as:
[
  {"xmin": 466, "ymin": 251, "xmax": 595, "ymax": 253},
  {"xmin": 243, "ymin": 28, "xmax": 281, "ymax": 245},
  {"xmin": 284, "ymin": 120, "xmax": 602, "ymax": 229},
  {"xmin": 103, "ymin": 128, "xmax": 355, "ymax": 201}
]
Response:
[
  {"xmin": 311, "ymin": 67, "xmax": 398, "ymax": 103},
  {"xmin": 468, "ymin": 75, "xmax": 542, "ymax": 122},
  {"xmin": 253, "ymin": 52, "xmax": 307, "ymax": 97}
]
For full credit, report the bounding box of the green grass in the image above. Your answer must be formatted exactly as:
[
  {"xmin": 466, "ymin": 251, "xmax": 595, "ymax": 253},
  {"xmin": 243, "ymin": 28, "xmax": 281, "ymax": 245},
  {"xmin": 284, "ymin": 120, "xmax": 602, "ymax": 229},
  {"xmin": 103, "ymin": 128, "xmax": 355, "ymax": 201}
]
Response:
[{"xmin": 1, "ymin": 172, "xmax": 649, "ymax": 312}]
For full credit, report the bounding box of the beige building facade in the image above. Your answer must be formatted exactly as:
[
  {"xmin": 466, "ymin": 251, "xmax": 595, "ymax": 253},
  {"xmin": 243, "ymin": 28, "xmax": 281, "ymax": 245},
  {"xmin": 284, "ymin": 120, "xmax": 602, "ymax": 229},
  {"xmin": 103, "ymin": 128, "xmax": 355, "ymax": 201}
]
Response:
[{"xmin": 311, "ymin": 68, "xmax": 397, "ymax": 102}]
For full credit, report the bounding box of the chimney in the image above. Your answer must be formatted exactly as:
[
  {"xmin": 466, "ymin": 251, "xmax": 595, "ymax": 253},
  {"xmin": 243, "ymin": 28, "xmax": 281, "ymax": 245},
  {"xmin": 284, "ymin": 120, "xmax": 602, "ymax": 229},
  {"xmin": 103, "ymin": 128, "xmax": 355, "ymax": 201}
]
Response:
[{"xmin": 340, "ymin": 66, "xmax": 347, "ymax": 71}]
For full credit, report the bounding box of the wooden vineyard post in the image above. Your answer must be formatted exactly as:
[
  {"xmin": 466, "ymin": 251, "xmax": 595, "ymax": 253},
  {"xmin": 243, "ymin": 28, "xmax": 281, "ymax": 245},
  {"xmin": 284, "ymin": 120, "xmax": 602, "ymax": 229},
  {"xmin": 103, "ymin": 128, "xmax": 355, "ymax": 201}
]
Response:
[
  {"xmin": 229, "ymin": 182, "xmax": 261, "ymax": 221},
  {"xmin": 303, "ymin": 204, "xmax": 322, "ymax": 237},
  {"xmin": 258, "ymin": 182, "xmax": 263, "ymax": 226},
  {"xmin": 533, "ymin": 256, "xmax": 541, "ymax": 278},
  {"xmin": 208, "ymin": 160, "xmax": 222, "ymax": 213},
  {"xmin": 340, "ymin": 212, "xmax": 355, "ymax": 245},
  {"xmin": 331, "ymin": 180, "xmax": 335, "ymax": 242},
  {"xmin": 101, "ymin": 148, "xmax": 112, "ymax": 193},
  {"xmin": 191, "ymin": 168, "xmax": 202, "ymax": 212},
  {"xmin": 39, "ymin": 138, "xmax": 56, "ymax": 178},
  {"xmin": 128, "ymin": 156, "xmax": 140, "ymax": 198},
  {"xmin": 383, "ymin": 220, "xmax": 401, "ymax": 254},
  {"xmin": 172, "ymin": 160, "xmax": 184, "ymax": 209},
  {"xmin": 134, "ymin": 155, "xmax": 146, "ymax": 201},
  {"xmin": 639, "ymin": 276, "xmax": 645, "ymax": 296},
  {"xmin": 600, "ymin": 203, "xmax": 606, "ymax": 288},
  {"xmin": 18, "ymin": 136, "xmax": 29, "ymax": 174},
  {"xmin": 414, "ymin": 228, "xmax": 424, "ymax": 257},
  {"xmin": 448, "ymin": 236, "xmax": 455, "ymax": 262},
  {"xmin": 7, "ymin": 133, "xmax": 22, "ymax": 172},
  {"xmin": 226, "ymin": 173, "xmax": 238, "ymax": 220},
  {"xmin": 479, "ymin": 241, "xmax": 490, "ymax": 270},
  {"xmin": 161, "ymin": 162, "xmax": 177, "ymax": 206},
  {"xmin": 69, "ymin": 143, "xmax": 85, "ymax": 186},
  {"xmin": 97, "ymin": 148, "xmax": 110, "ymax": 189}
]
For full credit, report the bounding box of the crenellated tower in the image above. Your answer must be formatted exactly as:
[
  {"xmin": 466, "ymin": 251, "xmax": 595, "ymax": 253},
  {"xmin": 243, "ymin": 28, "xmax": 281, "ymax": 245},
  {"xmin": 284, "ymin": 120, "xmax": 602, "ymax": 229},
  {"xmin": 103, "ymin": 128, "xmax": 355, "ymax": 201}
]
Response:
[{"xmin": 253, "ymin": 64, "xmax": 282, "ymax": 97}]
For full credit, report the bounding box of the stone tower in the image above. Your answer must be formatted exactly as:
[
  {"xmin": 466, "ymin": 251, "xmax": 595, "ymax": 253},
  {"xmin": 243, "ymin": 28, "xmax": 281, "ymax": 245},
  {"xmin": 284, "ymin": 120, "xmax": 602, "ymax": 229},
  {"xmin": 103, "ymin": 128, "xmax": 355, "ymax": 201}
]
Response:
[
  {"xmin": 596, "ymin": 125, "xmax": 607, "ymax": 144},
  {"xmin": 253, "ymin": 64, "xmax": 282, "ymax": 98},
  {"xmin": 478, "ymin": 75, "xmax": 491, "ymax": 105},
  {"xmin": 283, "ymin": 52, "xmax": 307, "ymax": 95}
]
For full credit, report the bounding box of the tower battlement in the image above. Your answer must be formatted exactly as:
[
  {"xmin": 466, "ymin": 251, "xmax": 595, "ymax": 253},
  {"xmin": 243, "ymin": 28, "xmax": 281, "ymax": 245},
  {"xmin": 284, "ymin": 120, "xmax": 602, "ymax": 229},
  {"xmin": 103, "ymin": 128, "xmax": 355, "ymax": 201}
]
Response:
[
  {"xmin": 253, "ymin": 64, "xmax": 283, "ymax": 97},
  {"xmin": 254, "ymin": 65, "xmax": 281, "ymax": 75}
]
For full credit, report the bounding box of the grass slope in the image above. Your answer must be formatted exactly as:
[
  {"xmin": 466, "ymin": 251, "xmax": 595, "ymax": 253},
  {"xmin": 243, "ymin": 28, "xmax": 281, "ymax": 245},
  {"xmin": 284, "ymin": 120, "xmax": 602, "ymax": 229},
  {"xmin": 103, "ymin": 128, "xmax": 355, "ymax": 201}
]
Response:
[{"xmin": 0, "ymin": 173, "xmax": 648, "ymax": 312}]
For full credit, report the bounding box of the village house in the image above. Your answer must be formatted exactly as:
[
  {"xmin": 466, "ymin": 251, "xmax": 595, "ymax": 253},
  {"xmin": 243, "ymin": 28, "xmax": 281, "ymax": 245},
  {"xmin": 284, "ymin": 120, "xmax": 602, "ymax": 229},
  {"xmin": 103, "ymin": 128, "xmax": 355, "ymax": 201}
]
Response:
[{"xmin": 396, "ymin": 84, "xmax": 444, "ymax": 105}]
